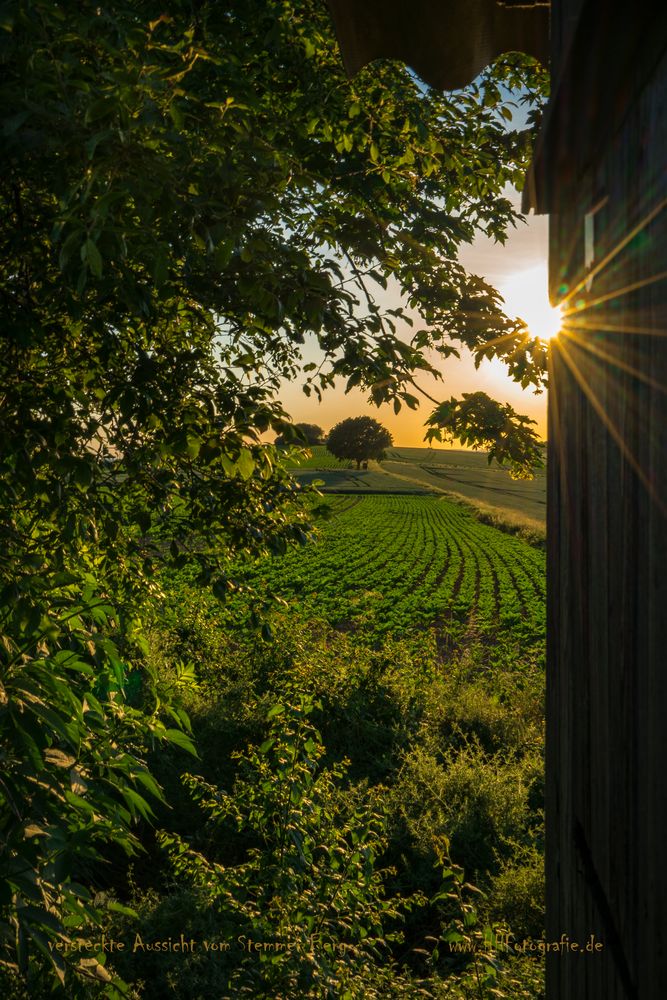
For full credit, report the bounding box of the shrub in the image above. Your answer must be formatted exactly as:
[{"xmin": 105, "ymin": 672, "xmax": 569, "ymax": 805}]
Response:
[
  {"xmin": 486, "ymin": 846, "xmax": 545, "ymax": 941},
  {"xmin": 394, "ymin": 742, "xmax": 538, "ymax": 879},
  {"xmin": 112, "ymin": 697, "xmax": 429, "ymax": 999}
]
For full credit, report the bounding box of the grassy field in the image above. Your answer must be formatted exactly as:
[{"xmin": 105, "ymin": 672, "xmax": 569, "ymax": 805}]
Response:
[
  {"xmin": 283, "ymin": 446, "xmax": 352, "ymax": 470},
  {"xmin": 292, "ymin": 466, "xmax": 433, "ymax": 493},
  {"xmin": 381, "ymin": 448, "xmax": 546, "ymax": 523},
  {"xmin": 283, "ymin": 445, "xmax": 431, "ymax": 492}
]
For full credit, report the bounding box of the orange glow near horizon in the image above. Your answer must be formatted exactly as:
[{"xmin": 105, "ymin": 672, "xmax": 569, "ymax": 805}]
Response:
[{"xmin": 276, "ymin": 247, "xmax": 553, "ymax": 446}]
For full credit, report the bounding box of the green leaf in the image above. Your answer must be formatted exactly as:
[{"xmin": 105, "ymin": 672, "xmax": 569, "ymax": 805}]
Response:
[
  {"xmin": 82, "ymin": 239, "xmax": 103, "ymax": 278},
  {"xmin": 84, "ymin": 98, "xmax": 114, "ymax": 124},
  {"xmin": 235, "ymin": 449, "xmax": 255, "ymax": 480},
  {"xmin": 169, "ymin": 102, "xmax": 185, "ymax": 129},
  {"xmin": 106, "ymin": 901, "xmax": 138, "ymax": 918},
  {"xmin": 163, "ymin": 728, "xmax": 198, "ymax": 756},
  {"xmin": 186, "ymin": 435, "xmax": 201, "ymax": 459}
]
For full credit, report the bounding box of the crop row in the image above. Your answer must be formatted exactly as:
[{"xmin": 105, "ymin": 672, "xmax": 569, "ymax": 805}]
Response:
[{"xmin": 243, "ymin": 496, "xmax": 545, "ymax": 642}]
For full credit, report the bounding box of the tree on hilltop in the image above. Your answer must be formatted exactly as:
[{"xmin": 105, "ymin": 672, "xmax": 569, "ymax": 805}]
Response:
[
  {"xmin": 275, "ymin": 423, "xmax": 325, "ymax": 446},
  {"xmin": 327, "ymin": 417, "xmax": 393, "ymax": 469}
]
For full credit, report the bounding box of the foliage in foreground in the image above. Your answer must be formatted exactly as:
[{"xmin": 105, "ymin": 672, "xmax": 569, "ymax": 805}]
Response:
[
  {"xmin": 0, "ymin": 553, "xmax": 546, "ymax": 997},
  {"xmin": 96, "ymin": 588, "xmax": 546, "ymax": 1000}
]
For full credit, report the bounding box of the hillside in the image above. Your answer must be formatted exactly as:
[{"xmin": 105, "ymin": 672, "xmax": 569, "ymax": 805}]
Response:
[{"xmin": 287, "ymin": 445, "xmax": 546, "ymax": 525}]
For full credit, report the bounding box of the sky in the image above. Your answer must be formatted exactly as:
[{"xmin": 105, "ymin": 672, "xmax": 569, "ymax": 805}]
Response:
[{"xmin": 277, "ymin": 189, "xmax": 551, "ymax": 447}]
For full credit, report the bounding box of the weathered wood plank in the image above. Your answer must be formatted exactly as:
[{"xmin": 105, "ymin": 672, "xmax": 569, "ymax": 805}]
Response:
[{"xmin": 547, "ymin": 19, "xmax": 667, "ymax": 999}]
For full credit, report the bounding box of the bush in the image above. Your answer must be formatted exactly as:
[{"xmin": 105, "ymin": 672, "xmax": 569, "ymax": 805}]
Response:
[
  {"xmin": 111, "ymin": 696, "xmax": 433, "ymax": 999},
  {"xmin": 394, "ymin": 742, "xmax": 539, "ymax": 879},
  {"xmin": 100, "ymin": 582, "xmax": 546, "ymax": 999},
  {"xmin": 486, "ymin": 846, "xmax": 545, "ymax": 941}
]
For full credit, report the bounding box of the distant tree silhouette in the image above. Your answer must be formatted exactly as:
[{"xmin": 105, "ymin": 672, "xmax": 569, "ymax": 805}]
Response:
[
  {"xmin": 275, "ymin": 423, "xmax": 325, "ymax": 446},
  {"xmin": 326, "ymin": 417, "xmax": 393, "ymax": 470}
]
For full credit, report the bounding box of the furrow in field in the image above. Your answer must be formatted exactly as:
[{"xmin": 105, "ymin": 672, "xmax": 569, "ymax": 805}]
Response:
[
  {"xmin": 436, "ymin": 501, "xmax": 536, "ymax": 618},
  {"xmin": 488, "ymin": 535, "xmax": 545, "ymax": 613},
  {"xmin": 384, "ymin": 504, "xmax": 451, "ymax": 627},
  {"xmin": 422, "ymin": 502, "xmax": 491, "ymax": 617}
]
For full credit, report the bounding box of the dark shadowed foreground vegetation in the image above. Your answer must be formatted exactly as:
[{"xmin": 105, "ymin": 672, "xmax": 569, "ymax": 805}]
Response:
[
  {"xmin": 114, "ymin": 615, "xmax": 545, "ymax": 998},
  {"xmin": 39, "ymin": 496, "xmax": 545, "ymax": 1000},
  {"xmin": 1, "ymin": 492, "xmax": 547, "ymax": 1000}
]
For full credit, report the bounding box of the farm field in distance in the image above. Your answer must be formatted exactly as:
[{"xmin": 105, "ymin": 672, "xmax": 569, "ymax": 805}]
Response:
[{"xmin": 287, "ymin": 445, "xmax": 547, "ymax": 524}]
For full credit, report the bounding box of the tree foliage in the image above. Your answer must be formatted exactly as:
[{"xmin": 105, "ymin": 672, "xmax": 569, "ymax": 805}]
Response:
[
  {"xmin": 275, "ymin": 422, "xmax": 325, "ymax": 446},
  {"xmin": 425, "ymin": 393, "xmax": 545, "ymax": 479},
  {"xmin": 327, "ymin": 416, "xmax": 393, "ymax": 469},
  {"xmin": 0, "ymin": 0, "xmax": 548, "ymax": 990}
]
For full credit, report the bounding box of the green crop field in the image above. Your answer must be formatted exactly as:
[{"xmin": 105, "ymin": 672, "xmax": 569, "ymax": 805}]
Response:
[
  {"xmin": 282, "ymin": 445, "xmax": 350, "ymax": 470},
  {"xmin": 243, "ymin": 494, "xmax": 545, "ymax": 643},
  {"xmin": 284, "ymin": 445, "xmax": 433, "ymax": 492},
  {"xmin": 292, "ymin": 466, "xmax": 433, "ymax": 493}
]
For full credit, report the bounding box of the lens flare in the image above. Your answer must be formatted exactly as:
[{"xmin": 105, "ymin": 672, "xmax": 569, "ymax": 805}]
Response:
[{"xmin": 498, "ymin": 264, "xmax": 562, "ymax": 343}]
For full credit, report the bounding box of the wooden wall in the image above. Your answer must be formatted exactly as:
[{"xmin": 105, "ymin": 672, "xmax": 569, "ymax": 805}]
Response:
[{"xmin": 546, "ymin": 8, "xmax": 667, "ymax": 997}]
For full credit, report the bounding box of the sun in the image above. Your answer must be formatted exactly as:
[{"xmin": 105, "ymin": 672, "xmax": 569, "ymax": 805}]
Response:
[{"xmin": 498, "ymin": 264, "xmax": 562, "ymax": 343}]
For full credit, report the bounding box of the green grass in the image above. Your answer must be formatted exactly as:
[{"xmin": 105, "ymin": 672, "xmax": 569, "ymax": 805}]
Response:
[
  {"xmin": 286, "ymin": 445, "xmax": 546, "ymax": 525},
  {"xmin": 285, "ymin": 445, "xmax": 434, "ymax": 492},
  {"xmin": 293, "ymin": 466, "xmax": 434, "ymax": 493},
  {"xmin": 282, "ymin": 444, "xmax": 350, "ymax": 470}
]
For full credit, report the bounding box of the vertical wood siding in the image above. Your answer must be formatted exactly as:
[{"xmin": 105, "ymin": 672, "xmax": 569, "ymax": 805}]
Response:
[{"xmin": 547, "ymin": 38, "xmax": 667, "ymax": 1000}]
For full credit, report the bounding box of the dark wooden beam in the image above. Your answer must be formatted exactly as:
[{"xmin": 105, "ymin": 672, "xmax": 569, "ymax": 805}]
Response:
[{"xmin": 326, "ymin": 0, "xmax": 549, "ymax": 90}]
